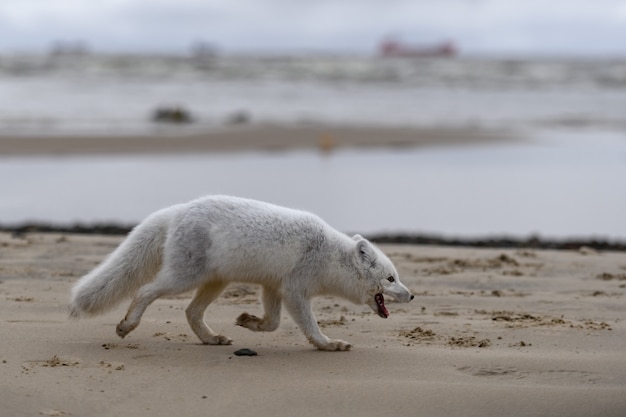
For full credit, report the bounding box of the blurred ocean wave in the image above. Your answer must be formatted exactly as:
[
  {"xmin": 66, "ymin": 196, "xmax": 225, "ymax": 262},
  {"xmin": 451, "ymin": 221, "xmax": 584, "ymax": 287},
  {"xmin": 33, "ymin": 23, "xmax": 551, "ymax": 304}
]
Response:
[
  {"xmin": 2, "ymin": 53, "xmax": 626, "ymax": 88},
  {"xmin": 1, "ymin": 53, "xmax": 625, "ymax": 136}
]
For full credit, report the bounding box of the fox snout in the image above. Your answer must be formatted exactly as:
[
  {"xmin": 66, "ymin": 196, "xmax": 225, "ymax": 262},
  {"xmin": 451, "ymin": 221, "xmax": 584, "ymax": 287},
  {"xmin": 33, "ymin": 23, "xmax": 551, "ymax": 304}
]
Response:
[
  {"xmin": 398, "ymin": 291, "xmax": 414, "ymax": 303},
  {"xmin": 386, "ymin": 284, "xmax": 414, "ymax": 303}
]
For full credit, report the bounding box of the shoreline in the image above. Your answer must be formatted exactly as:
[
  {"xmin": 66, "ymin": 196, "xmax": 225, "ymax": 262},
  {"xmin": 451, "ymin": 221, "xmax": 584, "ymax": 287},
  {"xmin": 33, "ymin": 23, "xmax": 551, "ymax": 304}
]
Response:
[
  {"xmin": 2, "ymin": 223, "xmax": 625, "ymax": 251},
  {"xmin": 0, "ymin": 124, "xmax": 512, "ymax": 156}
]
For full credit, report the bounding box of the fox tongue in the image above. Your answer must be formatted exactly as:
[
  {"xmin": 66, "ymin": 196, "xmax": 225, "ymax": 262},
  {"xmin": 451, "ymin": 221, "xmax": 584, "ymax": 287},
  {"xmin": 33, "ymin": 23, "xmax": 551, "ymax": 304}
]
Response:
[{"xmin": 375, "ymin": 293, "xmax": 389, "ymax": 318}]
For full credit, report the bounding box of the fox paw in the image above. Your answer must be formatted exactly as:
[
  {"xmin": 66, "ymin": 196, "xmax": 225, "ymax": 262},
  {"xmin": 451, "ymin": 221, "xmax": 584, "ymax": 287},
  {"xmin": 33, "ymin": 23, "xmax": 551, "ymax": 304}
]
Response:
[
  {"xmin": 317, "ymin": 339, "xmax": 352, "ymax": 352},
  {"xmin": 200, "ymin": 334, "xmax": 233, "ymax": 345},
  {"xmin": 116, "ymin": 320, "xmax": 136, "ymax": 339},
  {"xmin": 236, "ymin": 312, "xmax": 263, "ymax": 330}
]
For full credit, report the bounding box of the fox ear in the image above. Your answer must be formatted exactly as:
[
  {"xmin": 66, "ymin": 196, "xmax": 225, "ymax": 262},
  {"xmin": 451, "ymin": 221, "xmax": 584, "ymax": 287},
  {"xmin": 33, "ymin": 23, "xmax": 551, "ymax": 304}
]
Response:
[{"xmin": 356, "ymin": 238, "xmax": 376, "ymax": 266}]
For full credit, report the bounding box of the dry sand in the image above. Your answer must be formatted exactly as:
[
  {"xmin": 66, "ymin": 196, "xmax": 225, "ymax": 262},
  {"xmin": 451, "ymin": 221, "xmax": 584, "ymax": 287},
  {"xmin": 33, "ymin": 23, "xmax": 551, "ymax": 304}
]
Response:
[{"xmin": 1, "ymin": 232, "xmax": 625, "ymax": 417}]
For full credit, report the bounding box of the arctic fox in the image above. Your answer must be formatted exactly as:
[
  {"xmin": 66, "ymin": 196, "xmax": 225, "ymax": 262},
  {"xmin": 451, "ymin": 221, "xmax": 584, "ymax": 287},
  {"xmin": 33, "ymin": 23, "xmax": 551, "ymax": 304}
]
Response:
[{"xmin": 70, "ymin": 196, "xmax": 413, "ymax": 351}]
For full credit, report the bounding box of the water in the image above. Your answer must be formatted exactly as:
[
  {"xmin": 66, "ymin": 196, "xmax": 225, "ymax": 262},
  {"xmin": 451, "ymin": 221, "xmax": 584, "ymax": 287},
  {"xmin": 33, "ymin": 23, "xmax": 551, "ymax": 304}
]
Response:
[
  {"xmin": 1, "ymin": 53, "xmax": 626, "ymax": 135},
  {"xmin": 1, "ymin": 130, "xmax": 624, "ymax": 238},
  {"xmin": 1, "ymin": 53, "xmax": 625, "ymax": 238}
]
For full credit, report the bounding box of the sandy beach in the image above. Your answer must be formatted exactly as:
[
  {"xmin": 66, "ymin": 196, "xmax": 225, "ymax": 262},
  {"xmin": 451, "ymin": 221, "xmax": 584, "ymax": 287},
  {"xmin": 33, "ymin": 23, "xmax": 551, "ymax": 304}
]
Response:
[
  {"xmin": 1, "ymin": 19, "xmax": 626, "ymax": 417},
  {"xmin": 1, "ymin": 231, "xmax": 625, "ymax": 417}
]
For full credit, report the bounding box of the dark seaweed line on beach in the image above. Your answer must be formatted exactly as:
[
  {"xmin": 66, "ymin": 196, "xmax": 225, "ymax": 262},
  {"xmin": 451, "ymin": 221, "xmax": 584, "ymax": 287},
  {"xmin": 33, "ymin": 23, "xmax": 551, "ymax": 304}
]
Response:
[
  {"xmin": 2, "ymin": 222, "xmax": 625, "ymax": 252},
  {"xmin": 368, "ymin": 234, "xmax": 626, "ymax": 252},
  {"xmin": 2, "ymin": 222, "xmax": 136, "ymax": 236}
]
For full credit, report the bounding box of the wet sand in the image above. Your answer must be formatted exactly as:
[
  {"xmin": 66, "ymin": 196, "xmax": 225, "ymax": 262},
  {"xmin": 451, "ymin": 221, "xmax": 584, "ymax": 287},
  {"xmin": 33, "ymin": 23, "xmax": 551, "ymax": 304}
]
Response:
[
  {"xmin": 0, "ymin": 124, "xmax": 510, "ymax": 155},
  {"xmin": 1, "ymin": 232, "xmax": 624, "ymax": 417}
]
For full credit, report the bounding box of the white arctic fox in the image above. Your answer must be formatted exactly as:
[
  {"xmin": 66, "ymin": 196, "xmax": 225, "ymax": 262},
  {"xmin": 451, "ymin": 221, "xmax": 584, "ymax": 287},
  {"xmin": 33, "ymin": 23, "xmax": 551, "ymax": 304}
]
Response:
[{"xmin": 70, "ymin": 196, "xmax": 413, "ymax": 351}]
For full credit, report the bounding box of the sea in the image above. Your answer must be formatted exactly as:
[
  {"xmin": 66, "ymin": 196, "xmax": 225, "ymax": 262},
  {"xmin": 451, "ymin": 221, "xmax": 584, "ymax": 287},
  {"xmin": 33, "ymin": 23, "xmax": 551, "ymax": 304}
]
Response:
[{"xmin": 1, "ymin": 52, "xmax": 625, "ymax": 239}]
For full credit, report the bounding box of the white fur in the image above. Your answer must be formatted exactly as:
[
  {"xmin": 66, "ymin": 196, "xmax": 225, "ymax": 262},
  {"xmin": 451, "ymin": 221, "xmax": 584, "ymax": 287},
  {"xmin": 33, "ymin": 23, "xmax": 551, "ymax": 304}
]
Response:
[{"xmin": 69, "ymin": 196, "xmax": 413, "ymax": 351}]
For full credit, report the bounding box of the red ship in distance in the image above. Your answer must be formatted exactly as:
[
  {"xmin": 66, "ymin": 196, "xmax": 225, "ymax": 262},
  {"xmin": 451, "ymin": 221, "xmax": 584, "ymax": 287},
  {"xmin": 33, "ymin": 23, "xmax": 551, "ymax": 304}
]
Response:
[{"xmin": 379, "ymin": 39, "xmax": 457, "ymax": 58}]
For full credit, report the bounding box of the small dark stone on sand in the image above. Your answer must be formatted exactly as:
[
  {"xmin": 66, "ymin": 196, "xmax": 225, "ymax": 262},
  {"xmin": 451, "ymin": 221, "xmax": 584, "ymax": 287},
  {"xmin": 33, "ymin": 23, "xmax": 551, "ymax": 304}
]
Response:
[{"xmin": 233, "ymin": 348, "xmax": 257, "ymax": 357}]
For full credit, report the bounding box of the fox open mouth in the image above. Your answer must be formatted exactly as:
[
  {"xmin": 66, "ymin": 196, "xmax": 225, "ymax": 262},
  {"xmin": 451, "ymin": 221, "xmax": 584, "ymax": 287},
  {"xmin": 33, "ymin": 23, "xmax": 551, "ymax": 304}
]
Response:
[{"xmin": 375, "ymin": 293, "xmax": 389, "ymax": 318}]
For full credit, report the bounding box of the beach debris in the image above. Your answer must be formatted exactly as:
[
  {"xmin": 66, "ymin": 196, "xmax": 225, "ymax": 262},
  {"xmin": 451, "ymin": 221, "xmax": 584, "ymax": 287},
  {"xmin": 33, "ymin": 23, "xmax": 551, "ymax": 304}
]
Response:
[
  {"xmin": 476, "ymin": 309, "xmax": 613, "ymax": 331},
  {"xmin": 233, "ymin": 348, "xmax": 257, "ymax": 356},
  {"xmin": 99, "ymin": 360, "xmax": 125, "ymax": 371},
  {"xmin": 39, "ymin": 409, "xmax": 71, "ymax": 416},
  {"xmin": 596, "ymin": 272, "xmax": 626, "ymax": 281},
  {"xmin": 578, "ymin": 246, "xmax": 598, "ymax": 255},
  {"xmin": 152, "ymin": 106, "xmax": 193, "ymax": 123},
  {"xmin": 152, "ymin": 332, "xmax": 189, "ymax": 342},
  {"xmin": 31, "ymin": 355, "xmax": 81, "ymax": 368},
  {"xmin": 399, "ymin": 326, "xmax": 436, "ymax": 341},
  {"xmin": 225, "ymin": 110, "xmax": 251, "ymax": 125},
  {"xmin": 448, "ymin": 336, "xmax": 491, "ymax": 348},
  {"xmin": 509, "ymin": 340, "xmax": 532, "ymax": 347},
  {"xmin": 318, "ymin": 316, "xmax": 347, "ymax": 328},
  {"xmin": 318, "ymin": 133, "xmax": 335, "ymax": 153},
  {"xmin": 101, "ymin": 343, "xmax": 139, "ymax": 350}
]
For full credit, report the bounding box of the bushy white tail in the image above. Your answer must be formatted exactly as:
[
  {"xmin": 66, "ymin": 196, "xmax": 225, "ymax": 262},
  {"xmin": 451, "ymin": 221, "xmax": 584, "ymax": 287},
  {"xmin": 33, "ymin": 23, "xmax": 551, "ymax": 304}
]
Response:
[{"xmin": 69, "ymin": 213, "xmax": 169, "ymax": 317}]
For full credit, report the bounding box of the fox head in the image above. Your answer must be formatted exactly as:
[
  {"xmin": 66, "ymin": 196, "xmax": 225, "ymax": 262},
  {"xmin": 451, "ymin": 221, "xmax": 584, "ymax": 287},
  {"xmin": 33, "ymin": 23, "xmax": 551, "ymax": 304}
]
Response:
[{"xmin": 352, "ymin": 235, "xmax": 414, "ymax": 318}]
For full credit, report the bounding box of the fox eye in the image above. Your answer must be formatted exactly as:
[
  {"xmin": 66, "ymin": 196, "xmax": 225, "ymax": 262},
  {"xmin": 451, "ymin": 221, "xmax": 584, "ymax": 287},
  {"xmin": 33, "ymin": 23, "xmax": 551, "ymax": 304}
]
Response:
[{"xmin": 387, "ymin": 276, "xmax": 395, "ymax": 283}]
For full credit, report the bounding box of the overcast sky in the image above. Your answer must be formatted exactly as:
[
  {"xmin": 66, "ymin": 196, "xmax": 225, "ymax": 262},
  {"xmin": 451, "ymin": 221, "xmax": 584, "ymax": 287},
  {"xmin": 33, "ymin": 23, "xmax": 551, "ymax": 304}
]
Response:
[{"xmin": 1, "ymin": 0, "xmax": 626, "ymax": 56}]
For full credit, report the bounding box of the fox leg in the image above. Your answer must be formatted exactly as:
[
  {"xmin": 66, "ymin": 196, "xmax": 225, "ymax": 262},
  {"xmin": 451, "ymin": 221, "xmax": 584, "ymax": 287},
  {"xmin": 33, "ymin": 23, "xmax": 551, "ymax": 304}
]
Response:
[
  {"xmin": 282, "ymin": 293, "xmax": 352, "ymax": 351},
  {"xmin": 236, "ymin": 285, "xmax": 282, "ymax": 331},
  {"xmin": 116, "ymin": 268, "xmax": 195, "ymax": 339},
  {"xmin": 116, "ymin": 281, "xmax": 170, "ymax": 338},
  {"xmin": 185, "ymin": 281, "xmax": 232, "ymax": 345}
]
